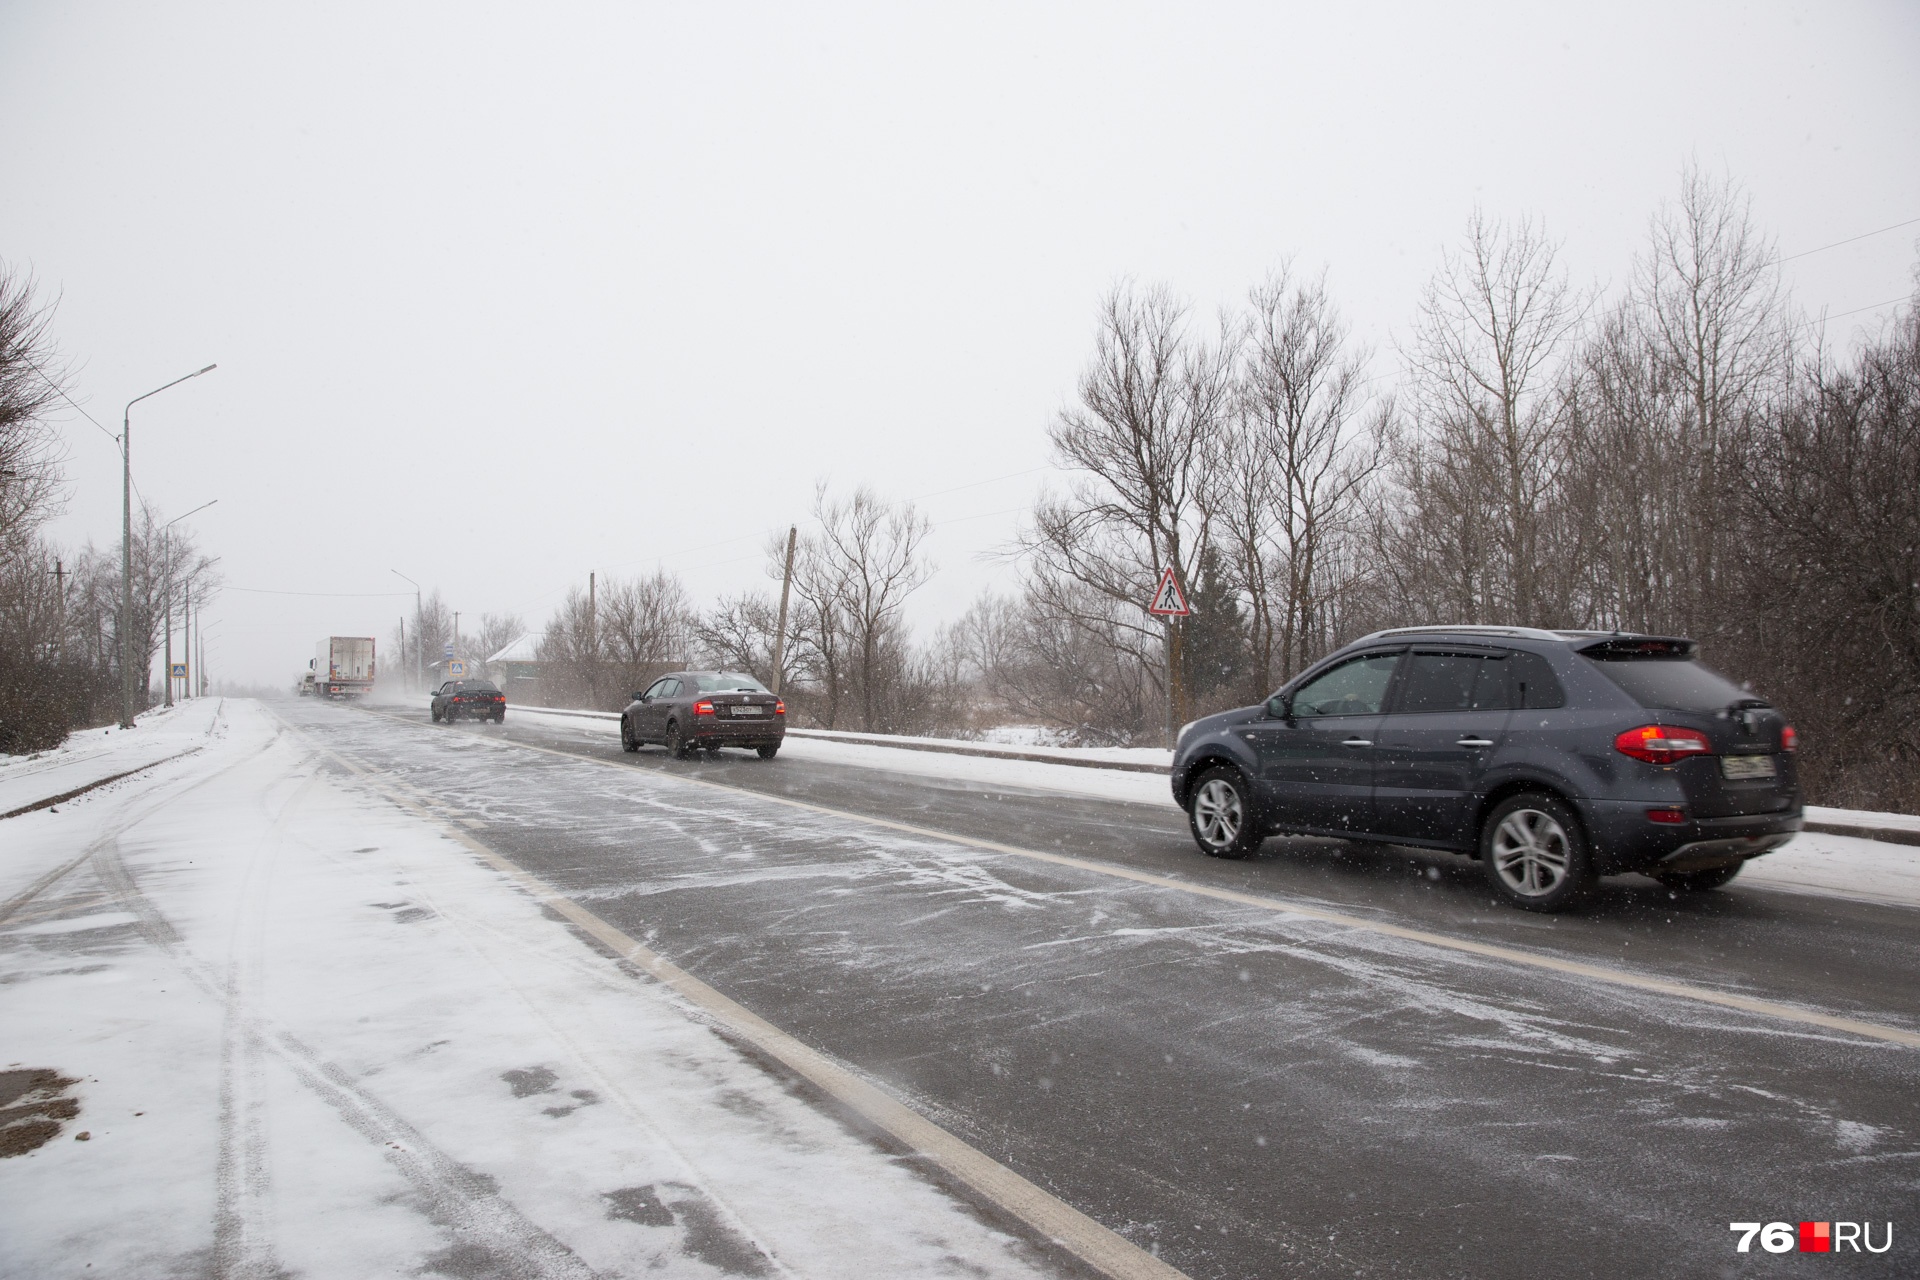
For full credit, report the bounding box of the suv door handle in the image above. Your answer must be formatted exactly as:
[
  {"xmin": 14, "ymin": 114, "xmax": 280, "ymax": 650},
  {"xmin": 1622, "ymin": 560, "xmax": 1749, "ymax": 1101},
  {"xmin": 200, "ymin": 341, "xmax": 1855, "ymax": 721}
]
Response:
[
  {"xmin": 1456, "ymin": 737, "xmax": 1495, "ymax": 748},
  {"xmin": 1341, "ymin": 738, "xmax": 1373, "ymax": 748}
]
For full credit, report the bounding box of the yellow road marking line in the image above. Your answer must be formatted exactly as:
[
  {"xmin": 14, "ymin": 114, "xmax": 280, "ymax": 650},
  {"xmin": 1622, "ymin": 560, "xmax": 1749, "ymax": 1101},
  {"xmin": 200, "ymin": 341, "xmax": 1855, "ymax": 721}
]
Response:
[
  {"xmin": 293, "ymin": 714, "xmax": 1190, "ymax": 1280},
  {"xmin": 359, "ymin": 705, "xmax": 1920, "ymax": 1054}
]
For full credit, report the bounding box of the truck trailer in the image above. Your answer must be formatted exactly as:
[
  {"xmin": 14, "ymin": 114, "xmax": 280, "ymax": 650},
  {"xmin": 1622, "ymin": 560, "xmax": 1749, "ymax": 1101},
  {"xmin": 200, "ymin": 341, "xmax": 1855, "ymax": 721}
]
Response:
[{"xmin": 312, "ymin": 636, "xmax": 376, "ymax": 698}]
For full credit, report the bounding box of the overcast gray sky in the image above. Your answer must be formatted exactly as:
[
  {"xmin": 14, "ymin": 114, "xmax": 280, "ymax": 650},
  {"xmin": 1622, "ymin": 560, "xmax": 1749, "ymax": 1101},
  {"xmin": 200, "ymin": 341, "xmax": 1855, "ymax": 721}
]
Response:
[{"xmin": 3, "ymin": 2, "xmax": 1916, "ymax": 687}]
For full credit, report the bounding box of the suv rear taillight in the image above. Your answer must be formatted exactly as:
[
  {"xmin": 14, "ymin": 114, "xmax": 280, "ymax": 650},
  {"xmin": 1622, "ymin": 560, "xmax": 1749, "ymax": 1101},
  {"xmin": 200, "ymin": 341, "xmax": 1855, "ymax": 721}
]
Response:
[
  {"xmin": 1615, "ymin": 725, "xmax": 1713, "ymax": 764},
  {"xmin": 693, "ymin": 699, "xmax": 715, "ymax": 717},
  {"xmin": 1781, "ymin": 725, "xmax": 1797, "ymax": 752}
]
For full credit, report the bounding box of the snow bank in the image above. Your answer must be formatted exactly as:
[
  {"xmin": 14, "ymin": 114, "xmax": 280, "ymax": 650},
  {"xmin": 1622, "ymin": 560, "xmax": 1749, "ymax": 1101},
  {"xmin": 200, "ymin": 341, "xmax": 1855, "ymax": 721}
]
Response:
[
  {"xmin": 0, "ymin": 701, "xmax": 218, "ymax": 816},
  {"xmin": 0, "ymin": 699, "xmax": 1055, "ymax": 1278}
]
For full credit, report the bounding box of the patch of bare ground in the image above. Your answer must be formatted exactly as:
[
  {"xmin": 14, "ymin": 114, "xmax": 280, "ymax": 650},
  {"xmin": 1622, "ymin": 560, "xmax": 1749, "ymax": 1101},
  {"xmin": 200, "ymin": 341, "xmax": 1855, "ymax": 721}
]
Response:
[{"xmin": 0, "ymin": 1068, "xmax": 80, "ymax": 1156}]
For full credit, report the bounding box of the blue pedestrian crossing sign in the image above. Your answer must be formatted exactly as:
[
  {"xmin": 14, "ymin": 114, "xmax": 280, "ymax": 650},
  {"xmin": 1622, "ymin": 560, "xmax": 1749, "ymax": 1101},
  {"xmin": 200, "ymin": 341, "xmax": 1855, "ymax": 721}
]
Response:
[
  {"xmin": 447, "ymin": 659, "xmax": 467, "ymax": 677},
  {"xmin": 170, "ymin": 662, "xmax": 188, "ymax": 679}
]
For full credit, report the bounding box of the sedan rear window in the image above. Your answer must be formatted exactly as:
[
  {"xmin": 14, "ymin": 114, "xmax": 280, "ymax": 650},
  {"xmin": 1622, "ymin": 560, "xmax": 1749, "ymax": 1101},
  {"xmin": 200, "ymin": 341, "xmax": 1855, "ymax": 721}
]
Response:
[
  {"xmin": 691, "ymin": 672, "xmax": 768, "ymax": 692},
  {"xmin": 1583, "ymin": 654, "xmax": 1755, "ymax": 712}
]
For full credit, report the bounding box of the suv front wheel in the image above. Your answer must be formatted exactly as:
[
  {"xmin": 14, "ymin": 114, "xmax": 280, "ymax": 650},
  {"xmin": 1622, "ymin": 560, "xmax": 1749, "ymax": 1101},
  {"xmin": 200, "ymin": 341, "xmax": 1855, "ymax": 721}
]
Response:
[
  {"xmin": 1187, "ymin": 767, "xmax": 1263, "ymax": 859},
  {"xmin": 1481, "ymin": 792, "xmax": 1594, "ymax": 912}
]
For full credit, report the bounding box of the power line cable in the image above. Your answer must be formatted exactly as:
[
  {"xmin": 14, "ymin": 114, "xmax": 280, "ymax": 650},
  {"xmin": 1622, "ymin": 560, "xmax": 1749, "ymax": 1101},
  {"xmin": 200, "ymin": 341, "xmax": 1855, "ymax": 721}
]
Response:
[
  {"xmin": 1779, "ymin": 216, "xmax": 1920, "ymax": 264},
  {"xmin": 22, "ymin": 354, "xmax": 121, "ymax": 447},
  {"xmin": 225, "ymin": 586, "xmax": 417, "ymax": 598}
]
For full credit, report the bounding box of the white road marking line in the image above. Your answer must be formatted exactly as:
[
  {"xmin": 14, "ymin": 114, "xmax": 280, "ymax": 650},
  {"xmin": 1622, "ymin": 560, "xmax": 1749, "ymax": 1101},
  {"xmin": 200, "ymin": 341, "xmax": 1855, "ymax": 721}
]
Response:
[
  {"xmin": 371, "ymin": 708, "xmax": 1920, "ymax": 1054},
  {"xmin": 294, "ymin": 714, "xmax": 1190, "ymax": 1280}
]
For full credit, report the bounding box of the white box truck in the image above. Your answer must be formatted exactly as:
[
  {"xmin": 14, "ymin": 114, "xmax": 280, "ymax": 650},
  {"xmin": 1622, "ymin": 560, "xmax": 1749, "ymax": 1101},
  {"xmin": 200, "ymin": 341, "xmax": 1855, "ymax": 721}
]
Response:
[{"xmin": 312, "ymin": 637, "xmax": 376, "ymax": 698}]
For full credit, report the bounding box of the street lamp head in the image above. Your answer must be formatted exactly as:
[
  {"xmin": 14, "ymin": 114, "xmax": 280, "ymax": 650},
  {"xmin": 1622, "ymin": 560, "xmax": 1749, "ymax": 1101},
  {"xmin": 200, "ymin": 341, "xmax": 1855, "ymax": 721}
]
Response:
[{"xmin": 196, "ymin": 364, "xmax": 217, "ymax": 376}]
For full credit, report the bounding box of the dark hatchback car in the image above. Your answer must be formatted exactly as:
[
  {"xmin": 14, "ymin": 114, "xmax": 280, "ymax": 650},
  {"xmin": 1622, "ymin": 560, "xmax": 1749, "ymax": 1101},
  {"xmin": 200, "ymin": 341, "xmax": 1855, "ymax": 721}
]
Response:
[
  {"xmin": 1170, "ymin": 627, "xmax": 1801, "ymax": 911},
  {"xmin": 432, "ymin": 678, "xmax": 506, "ymax": 724},
  {"xmin": 621, "ymin": 671, "xmax": 785, "ymax": 759}
]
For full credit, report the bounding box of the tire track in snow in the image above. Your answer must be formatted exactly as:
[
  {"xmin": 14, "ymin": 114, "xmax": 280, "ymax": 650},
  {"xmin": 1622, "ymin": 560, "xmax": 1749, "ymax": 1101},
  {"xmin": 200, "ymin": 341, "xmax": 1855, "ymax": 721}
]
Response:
[{"xmin": 84, "ymin": 726, "xmax": 608, "ymax": 1280}]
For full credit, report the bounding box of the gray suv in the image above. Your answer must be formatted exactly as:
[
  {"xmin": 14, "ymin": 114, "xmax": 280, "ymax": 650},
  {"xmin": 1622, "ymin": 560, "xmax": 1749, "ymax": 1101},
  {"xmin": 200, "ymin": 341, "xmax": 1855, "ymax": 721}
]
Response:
[{"xmin": 1169, "ymin": 627, "xmax": 1802, "ymax": 911}]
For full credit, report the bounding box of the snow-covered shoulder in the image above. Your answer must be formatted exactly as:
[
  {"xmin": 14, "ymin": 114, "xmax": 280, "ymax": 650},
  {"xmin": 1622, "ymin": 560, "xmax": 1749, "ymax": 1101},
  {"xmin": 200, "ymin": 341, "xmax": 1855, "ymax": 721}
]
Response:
[{"xmin": 0, "ymin": 698, "xmax": 1055, "ymax": 1279}]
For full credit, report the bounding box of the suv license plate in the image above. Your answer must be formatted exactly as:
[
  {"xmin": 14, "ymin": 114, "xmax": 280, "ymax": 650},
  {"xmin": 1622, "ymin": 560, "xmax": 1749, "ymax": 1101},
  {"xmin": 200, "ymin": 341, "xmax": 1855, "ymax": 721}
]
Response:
[
  {"xmin": 1721, "ymin": 755, "xmax": 1777, "ymax": 780},
  {"xmin": 732, "ymin": 705, "xmax": 763, "ymax": 717}
]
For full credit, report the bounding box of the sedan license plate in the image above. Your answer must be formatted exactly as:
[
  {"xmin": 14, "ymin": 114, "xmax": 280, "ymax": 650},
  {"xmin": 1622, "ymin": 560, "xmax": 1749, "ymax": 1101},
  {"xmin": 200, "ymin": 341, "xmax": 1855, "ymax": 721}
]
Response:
[
  {"xmin": 730, "ymin": 705, "xmax": 764, "ymax": 717},
  {"xmin": 1721, "ymin": 754, "xmax": 1777, "ymax": 780}
]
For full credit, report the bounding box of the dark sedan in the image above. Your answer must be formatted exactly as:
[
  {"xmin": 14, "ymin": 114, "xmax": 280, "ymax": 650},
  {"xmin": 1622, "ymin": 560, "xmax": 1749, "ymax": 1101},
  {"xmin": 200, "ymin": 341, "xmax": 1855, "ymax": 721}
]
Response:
[
  {"xmin": 621, "ymin": 671, "xmax": 785, "ymax": 759},
  {"xmin": 431, "ymin": 678, "xmax": 506, "ymax": 724},
  {"xmin": 1169, "ymin": 626, "xmax": 1801, "ymax": 911}
]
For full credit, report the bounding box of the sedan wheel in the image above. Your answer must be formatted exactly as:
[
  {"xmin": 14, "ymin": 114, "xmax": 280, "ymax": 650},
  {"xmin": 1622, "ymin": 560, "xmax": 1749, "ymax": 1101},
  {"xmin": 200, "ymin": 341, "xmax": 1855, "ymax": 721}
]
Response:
[
  {"xmin": 1187, "ymin": 767, "xmax": 1261, "ymax": 859},
  {"xmin": 620, "ymin": 715, "xmax": 639, "ymax": 753},
  {"xmin": 664, "ymin": 720, "xmax": 689, "ymax": 759},
  {"xmin": 1482, "ymin": 793, "xmax": 1593, "ymax": 911}
]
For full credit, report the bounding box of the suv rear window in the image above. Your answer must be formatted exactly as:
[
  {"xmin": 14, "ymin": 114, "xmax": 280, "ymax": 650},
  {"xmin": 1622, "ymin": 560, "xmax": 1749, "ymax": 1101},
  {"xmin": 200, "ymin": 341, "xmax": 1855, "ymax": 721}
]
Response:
[{"xmin": 1583, "ymin": 653, "xmax": 1755, "ymax": 712}]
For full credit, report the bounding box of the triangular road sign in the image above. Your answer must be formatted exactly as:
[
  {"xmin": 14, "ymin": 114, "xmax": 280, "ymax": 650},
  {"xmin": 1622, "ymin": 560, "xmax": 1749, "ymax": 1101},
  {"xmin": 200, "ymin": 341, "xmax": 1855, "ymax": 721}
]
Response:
[{"xmin": 1147, "ymin": 567, "xmax": 1190, "ymax": 616}]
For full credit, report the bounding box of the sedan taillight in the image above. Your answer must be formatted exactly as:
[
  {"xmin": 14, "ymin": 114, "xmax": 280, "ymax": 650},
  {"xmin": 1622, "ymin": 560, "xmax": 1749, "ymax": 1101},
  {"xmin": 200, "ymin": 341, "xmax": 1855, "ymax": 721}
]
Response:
[
  {"xmin": 1781, "ymin": 725, "xmax": 1797, "ymax": 752},
  {"xmin": 693, "ymin": 699, "xmax": 715, "ymax": 717},
  {"xmin": 774, "ymin": 699, "xmax": 785, "ymax": 716},
  {"xmin": 1614, "ymin": 724, "xmax": 1713, "ymax": 765}
]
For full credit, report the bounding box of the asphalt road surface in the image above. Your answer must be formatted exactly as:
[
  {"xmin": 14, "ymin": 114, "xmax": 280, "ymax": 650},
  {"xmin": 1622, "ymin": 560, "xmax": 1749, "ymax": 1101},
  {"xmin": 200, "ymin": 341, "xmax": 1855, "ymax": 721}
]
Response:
[{"xmin": 280, "ymin": 697, "xmax": 1918, "ymax": 1279}]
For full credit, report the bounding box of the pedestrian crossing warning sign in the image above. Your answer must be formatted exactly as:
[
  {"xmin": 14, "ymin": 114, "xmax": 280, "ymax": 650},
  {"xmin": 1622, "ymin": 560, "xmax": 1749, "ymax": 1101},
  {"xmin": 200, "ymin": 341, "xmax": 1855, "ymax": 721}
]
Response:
[
  {"xmin": 1148, "ymin": 567, "xmax": 1189, "ymax": 616},
  {"xmin": 170, "ymin": 662, "xmax": 188, "ymax": 679}
]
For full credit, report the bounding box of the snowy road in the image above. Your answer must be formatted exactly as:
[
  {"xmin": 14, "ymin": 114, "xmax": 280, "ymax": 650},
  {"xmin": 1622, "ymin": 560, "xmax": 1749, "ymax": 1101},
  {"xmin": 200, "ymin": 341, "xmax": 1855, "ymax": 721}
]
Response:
[
  {"xmin": 6, "ymin": 697, "xmax": 1916, "ymax": 1278},
  {"xmin": 335, "ymin": 698, "xmax": 1913, "ymax": 1277}
]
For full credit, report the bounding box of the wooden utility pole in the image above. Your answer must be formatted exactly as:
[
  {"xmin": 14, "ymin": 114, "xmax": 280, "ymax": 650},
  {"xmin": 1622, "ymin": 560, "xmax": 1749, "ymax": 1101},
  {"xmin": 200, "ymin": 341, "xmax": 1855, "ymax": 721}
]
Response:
[{"xmin": 770, "ymin": 525, "xmax": 796, "ymax": 695}]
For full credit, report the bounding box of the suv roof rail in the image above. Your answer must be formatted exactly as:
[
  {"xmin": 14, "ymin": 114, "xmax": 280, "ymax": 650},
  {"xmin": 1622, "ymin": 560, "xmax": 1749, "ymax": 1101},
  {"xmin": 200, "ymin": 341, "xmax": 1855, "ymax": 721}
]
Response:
[{"xmin": 1356, "ymin": 624, "xmax": 1572, "ymax": 644}]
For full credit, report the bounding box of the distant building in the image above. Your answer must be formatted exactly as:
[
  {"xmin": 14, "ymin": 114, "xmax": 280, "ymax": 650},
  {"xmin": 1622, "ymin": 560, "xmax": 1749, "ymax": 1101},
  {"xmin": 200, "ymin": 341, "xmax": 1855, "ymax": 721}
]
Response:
[{"xmin": 484, "ymin": 634, "xmax": 543, "ymax": 703}]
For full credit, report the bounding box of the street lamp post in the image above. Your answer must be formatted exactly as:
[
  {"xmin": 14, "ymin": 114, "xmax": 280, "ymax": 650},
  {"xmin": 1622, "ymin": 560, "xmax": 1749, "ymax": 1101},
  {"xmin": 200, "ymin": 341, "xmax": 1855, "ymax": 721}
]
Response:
[
  {"xmin": 121, "ymin": 364, "xmax": 217, "ymax": 728},
  {"xmin": 392, "ymin": 569, "xmax": 423, "ymax": 690},
  {"xmin": 159, "ymin": 500, "xmax": 218, "ymax": 708}
]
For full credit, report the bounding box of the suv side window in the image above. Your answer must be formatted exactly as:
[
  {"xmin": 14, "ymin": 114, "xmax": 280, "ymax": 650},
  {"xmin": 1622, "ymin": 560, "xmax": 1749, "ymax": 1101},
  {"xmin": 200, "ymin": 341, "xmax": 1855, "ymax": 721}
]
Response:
[
  {"xmin": 1396, "ymin": 651, "xmax": 1499, "ymax": 713},
  {"xmin": 1292, "ymin": 651, "xmax": 1402, "ymax": 717},
  {"xmin": 1505, "ymin": 650, "xmax": 1566, "ymax": 709}
]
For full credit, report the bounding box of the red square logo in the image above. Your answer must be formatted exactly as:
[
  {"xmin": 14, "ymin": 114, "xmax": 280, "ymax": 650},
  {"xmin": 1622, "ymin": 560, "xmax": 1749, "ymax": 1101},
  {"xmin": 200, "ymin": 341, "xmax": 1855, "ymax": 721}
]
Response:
[{"xmin": 1799, "ymin": 1222, "xmax": 1831, "ymax": 1253}]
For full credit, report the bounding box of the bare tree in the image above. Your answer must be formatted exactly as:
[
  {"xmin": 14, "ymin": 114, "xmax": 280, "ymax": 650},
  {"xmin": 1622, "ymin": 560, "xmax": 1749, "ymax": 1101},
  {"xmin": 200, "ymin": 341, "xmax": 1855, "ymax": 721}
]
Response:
[
  {"xmin": 393, "ymin": 591, "xmax": 452, "ymax": 687},
  {"xmin": 1633, "ymin": 163, "xmax": 1789, "ymax": 638},
  {"xmin": 473, "ymin": 611, "xmax": 526, "ymax": 678},
  {"xmin": 1019, "ymin": 283, "xmax": 1235, "ymax": 737},
  {"xmin": 537, "ymin": 571, "xmax": 688, "ymax": 709},
  {"xmin": 1220, "ymin": 267, "xmax": 1384, "ymax": 698},
  {"xmin": 784, "ymin": 483, "xmax": 933, "ymax": 732},
  {"xmin": 0, "ymin": 263, "xmax": 66, "ymax": 547},
  {"xmin": 693, "ymin": 591, "xmax": 796, "ymax": 689}
]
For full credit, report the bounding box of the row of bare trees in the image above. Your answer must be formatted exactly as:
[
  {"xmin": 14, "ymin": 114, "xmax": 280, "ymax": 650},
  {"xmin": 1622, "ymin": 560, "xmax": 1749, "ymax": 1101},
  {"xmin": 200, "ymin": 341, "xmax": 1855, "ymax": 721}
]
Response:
[
  {"xmin": 0, "ymin": 265, "xmax": 223, "ymax": 750},
  {"xmin": 390, "ymin": 166, "xmax": 1913, "ymax": 810},
  {"xmin": 969, "ymin": 166, "xmax": 1918, "ymax": 810}
]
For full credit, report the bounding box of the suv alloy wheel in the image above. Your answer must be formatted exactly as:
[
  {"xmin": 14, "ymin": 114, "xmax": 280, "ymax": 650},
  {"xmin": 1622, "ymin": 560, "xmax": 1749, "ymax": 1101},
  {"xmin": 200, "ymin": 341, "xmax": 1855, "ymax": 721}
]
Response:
[
  {"xmin": 1188, "ymin": 767, "xmax": 1262, "ymax": 859},
  {"xmin": 1481, "ymin": 792, "xmax": 1594, "ymax": 911}
]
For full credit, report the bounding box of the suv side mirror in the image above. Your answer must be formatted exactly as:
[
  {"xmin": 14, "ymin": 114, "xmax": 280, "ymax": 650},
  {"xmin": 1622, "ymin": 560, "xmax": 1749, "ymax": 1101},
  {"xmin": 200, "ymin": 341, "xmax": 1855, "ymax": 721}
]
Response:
[{"xmin": 1266, "ymin": 693, "xmax": 1291, "ymax": 720}]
